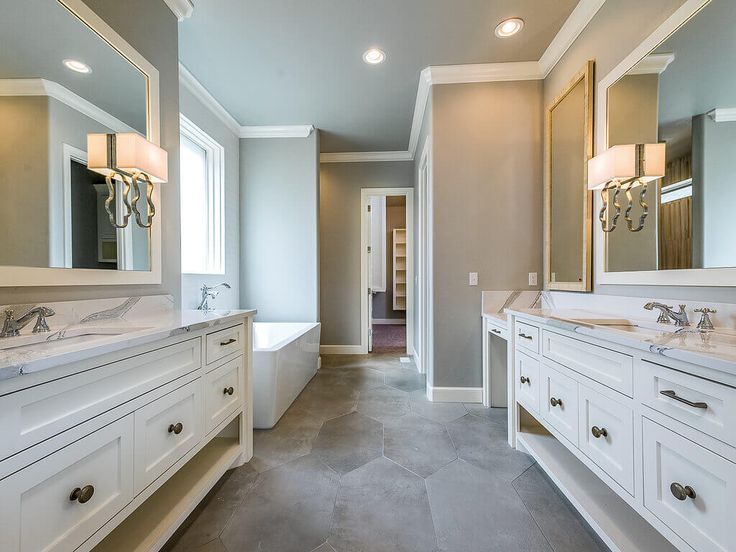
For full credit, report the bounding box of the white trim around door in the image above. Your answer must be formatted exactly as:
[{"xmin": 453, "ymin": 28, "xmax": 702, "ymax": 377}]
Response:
[{"xmin": 360, "ymin": 188, "xmax": 415, "ymax": 357}]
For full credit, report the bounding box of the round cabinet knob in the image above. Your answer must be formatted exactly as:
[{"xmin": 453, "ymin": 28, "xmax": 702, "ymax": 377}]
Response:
[
  {"xmin": 168, "ymin": 422, "xmax": 184, "ymax": 435},
  {"xmin": 591, "ymin": 426, "xmax": 608, "ymax": 439},
  {"xmin": 520, "ymin": 376, "xmax": 530, "ymax": 385},
  {"xmin": 223, "ymin": 386, "xmax": 235, "ymax": 396},
  {"xmin": 550, "ymin": 397, "xmax": 563, "ymax": 407},
  {"xmin": 69, "ymin": 485, "xmax": 95, "ymax": 504},
  {"xmin": 670, "ymin": 482, "xmax": 696, "ymax": 501}
]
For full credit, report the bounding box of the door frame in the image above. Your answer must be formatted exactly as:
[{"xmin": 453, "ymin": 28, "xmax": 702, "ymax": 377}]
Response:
[
  {"xmin": 360, "ymin": 188, "xmax": 414, "ymax": 357},
  {"xmin": 416, "ymin": 138, "xmax": 433, "ymax": 378}
]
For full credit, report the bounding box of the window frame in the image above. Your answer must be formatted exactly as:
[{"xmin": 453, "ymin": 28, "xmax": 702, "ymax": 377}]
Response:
[{"xmin": 179, "ymin": 113, "xmax": 225, "ymax": 275}]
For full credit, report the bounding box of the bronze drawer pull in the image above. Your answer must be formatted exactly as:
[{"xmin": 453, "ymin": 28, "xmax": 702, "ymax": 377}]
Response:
[
  {"xmin": 491, "ymin": 329, "xmax": 502, "ymax": 335},
  {"xmin": 660, "ymin": 390, "xmax": 707, "ymax": 409},
  {"xmin": 591, "ymin": 426, "xmax": 608, "ymax": 439},
  {"xmin": 670, "ymin": 482, "xmax": 696, "ymax": 501},
  {"xmin": 550, "ymin": 397, "xmax": 563, "ymax": 407},
  {"xmin": 224, "ymin": 386, "xmax": 235, "ymax": 396},
  {"xmin": 518, "ymin": 333, "xmax": 533, "ymax": 341},
  {"xmin": 168, "ymin": 422, "xmax": 183, "ymax": 435},
  {"xmin": 520, "ymin": 376, "xmax": 530, "ymax": 384},
  {"xmin": 69, "ymin": 485, "xmax": 95, "ymax": 504},
  {"xmin": 220, "ymin": 338, "xmax": 237, "ymax": 346}
]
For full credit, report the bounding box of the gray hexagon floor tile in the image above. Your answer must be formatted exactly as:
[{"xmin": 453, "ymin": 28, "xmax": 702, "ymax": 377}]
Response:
[
  {"xmin": 446, "ymin": 414, "xmax": 534, "ymax": 481},
  {"xmin": 312, "ymin": 412, "xmax": 383, "ymax": 474},
  {"xmin": 464, "ymin": 404, "xmax": 507, "ymax": 426},
  {"xmin": 384, "ymin": 413, "xmax": 457, "ymax": 477},
  {"xmin": 408, "ymin": 389, "xmax": 467, "ymax": 423},
  {"xmin": 268, "ymin": 403, "xmax": 325, "ymax": 441},
  {"xmin": 250, "ymin": 430, "xmax": 311, "ymax": 473},
  {"xmin": 320, "ymin": 366, "xmax": 385, "ymax": 391},
  {"xmin": 357, "ymin": 385, "xmax": 410, "ymax": 422},
  {"xmin": 427, "ymin": 460, "xmax": 551, "ymax": 552},
  {"xmin": 220, "ymin": 454, "xmax": 339, "ymax": 552},
  {"xmin": 330, "ymin": 457, "xmax": 437, "ymax": 552},
  {"xmin": 291, "ymin": 380, "xmax": 359, "ymax": 421},
  {"xmin": 384, "ymin": 366, "xmax": 426, "ymax": 392},
  {"xmin": 513, "ymin": 464, "xmax": 608, "ymax": 551}
]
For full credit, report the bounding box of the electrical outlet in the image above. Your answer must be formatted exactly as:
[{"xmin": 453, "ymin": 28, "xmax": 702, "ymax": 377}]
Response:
[
  {"xmin": 469, "ymin": 272, "xmax": 478, "ymax": 286},
  {"xmin": 528, "ymin": 272, "xmax": 538, "ymax": 286}
]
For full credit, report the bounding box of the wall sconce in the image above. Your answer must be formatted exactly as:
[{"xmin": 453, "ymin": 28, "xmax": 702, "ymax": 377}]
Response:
[
  {"xmin": 87, "ymin": 133, "xmax": 168, "ymax": 229},
  {"xmin": 587, "ymin": 143, "xmax": 665, "ymax": 233}
]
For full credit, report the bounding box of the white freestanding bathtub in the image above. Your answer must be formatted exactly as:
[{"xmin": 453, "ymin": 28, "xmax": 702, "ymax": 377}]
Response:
[{"xmin": 252, "ymin": 322, "xmax": 321, "ymax": 429}]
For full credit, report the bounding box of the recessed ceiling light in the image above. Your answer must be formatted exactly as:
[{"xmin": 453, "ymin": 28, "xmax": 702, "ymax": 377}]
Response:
[
  {"xmin": 363, "ymin": 48, "xmax": 386, "ymax": 65},
  {"xmin": 494, "ymin": 18, "xmax": 524, "ymax": 38},
  {"xmin": 63, "ymin": 59, "xmax": 92, "ymax": 74}
]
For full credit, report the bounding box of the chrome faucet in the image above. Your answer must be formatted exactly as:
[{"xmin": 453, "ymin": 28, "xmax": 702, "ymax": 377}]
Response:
[
  {"xmin": 197, "ymin": 283, "xmax": 230, "ymax": 311},
  {"xmin": 1, "ymin": 306, "xmax": 56, "ymax": 338},
  {"xmin": 643, "ymin": 302, "xmax": 689, "ymax": 327}
]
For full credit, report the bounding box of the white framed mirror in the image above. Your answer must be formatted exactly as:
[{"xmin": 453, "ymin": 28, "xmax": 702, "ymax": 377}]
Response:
[
  {"xmin": 0, "ymin": 0, "xmax": 161, "ymax": 286},
  {"xmin": 595, "ymin": 0, "xmax": 736, "ymax": 287}
]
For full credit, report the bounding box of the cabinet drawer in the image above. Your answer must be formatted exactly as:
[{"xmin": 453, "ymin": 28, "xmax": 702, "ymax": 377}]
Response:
[
  {"xmin": 0, "ymin": 338, "xmax": 201, "ymax": 461},
  {"xmin": 643, "ymin": 418, "xmax": 736, "ymax": 552},
  {"xmin": 206, "ymin": 324, "xmax": 245, "ymax": 365},
  {"xmin": 515, "ymin": 321, "xmax": 540, "ymax": 355},
  {"xmin": 578, "ymin": 385, "xmax": 634, "ymax": 495},
  {"xmin": 134, "ymin": 379, "xmax": 203, "ymax": 492},
  {"xmin": 516, "ymin": 351, "xmax": 540, "ymax": 414},
  {"xmin": 640, "ymin": 360, "xmax": 736, "ymax": 447},
  {"xmin": 542, "ymin": 330, "xmax": 633, "ymax": 396},
  {"xmin": 541, "ymin": 362, "xmax": 579, "ymax": 446},
  {"xmin": 205, "ymin": 357, "xmax": 242, "ymax": 433},
  {"xmin": 0, "ymin": 415, "xmax": 134, "ymax": 552}
]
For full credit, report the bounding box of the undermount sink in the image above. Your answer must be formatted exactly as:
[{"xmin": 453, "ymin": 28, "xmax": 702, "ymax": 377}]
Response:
[
  {"xmin": 561, "ymin": 317, "xmax": 683, "ymax": 335},
  {"xmin": 0, "ymin": 325, "xmax": 152, "ymax": 352}
]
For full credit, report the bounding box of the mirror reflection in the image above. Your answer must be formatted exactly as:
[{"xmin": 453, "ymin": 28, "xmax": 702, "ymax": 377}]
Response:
[
  {"xmin": 0, "ymin": 0, "xmax": 151, "ymax": 271},
  {"xmin": 606, "ymin": 0, "xmax": 736, "ymax": 272}
]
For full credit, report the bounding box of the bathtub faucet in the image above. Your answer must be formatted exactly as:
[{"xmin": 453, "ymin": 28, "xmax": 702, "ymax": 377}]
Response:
[{"xmin": 198, "ymin": 282, "xmax": 230, "ymax": 311}]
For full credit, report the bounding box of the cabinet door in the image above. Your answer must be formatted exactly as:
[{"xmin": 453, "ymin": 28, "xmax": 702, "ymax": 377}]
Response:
[
  {"xmin": 578, "ymin": 385, "xmax": 634, "ymax": 495},
  {"xmin": 134, "ymin": 379, "xmax": 203, "ymax": 492},
  {"xmin": 643, "ymin": 418, "xmax": 736, "ymax": 552},
  {"xmin": 541, "ymin": 362, "xmax": 579, "ymax": 446},
  {"xmin": 0, "ymin": 415, "xmax": 134, "ymax": 552},
  {"xmin": 516, "ymin": 351, "xmax": 540, "ymax": 414},
  {"xmin": 205, "ymin": 357, "xmax": 242, "ymax": 433}
]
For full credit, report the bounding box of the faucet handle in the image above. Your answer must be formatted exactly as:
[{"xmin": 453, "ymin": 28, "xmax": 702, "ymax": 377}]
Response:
[
  {"xmin": 32, "ymin": 307, "xmax": 55, "ymax": 334},
  {"xmin": 695, "ymin": 308, "xmax": 716, "ymax": 331}
]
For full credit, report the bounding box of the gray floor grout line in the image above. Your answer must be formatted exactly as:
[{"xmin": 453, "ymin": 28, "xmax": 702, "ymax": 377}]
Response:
[{"xmin": 511, "ymin": 474, "xmax": 557, "ymax": 552}]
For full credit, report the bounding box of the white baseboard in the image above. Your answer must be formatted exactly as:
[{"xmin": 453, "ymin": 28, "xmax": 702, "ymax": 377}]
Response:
[
  {"xmin": 371, "ymin": 319, "xmax": 407, "ymax": 325},
  {"xmin": 427, "ymin": 385, "xmax": 483, "ymax": 403},
  {"xmin": 320, "ymin": 345, "xmax": 365, "ymax": 355}
]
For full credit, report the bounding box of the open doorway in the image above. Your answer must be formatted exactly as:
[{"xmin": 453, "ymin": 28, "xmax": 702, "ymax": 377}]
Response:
[{"xmin": 360, "ymin": 188, "xmax": 414, "ymax": 357}]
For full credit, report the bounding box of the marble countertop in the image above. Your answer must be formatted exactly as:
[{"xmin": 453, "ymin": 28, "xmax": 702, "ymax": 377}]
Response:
[
  {"xmin": 507, "ymin": 307, "xmax": 736, "ymax": 375},
  {"xmin": 0, "ymin": 295, "xmax": 256, "ymax": 382},
  {"xmin": 481, "ymin": 291, "xmax": 542, "ymax": 327}
]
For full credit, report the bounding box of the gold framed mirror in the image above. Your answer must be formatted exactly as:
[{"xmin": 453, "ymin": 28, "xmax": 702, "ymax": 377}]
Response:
[{"xmin": 545, "ymin": 60, "xmax": 594, "ymax": 292}]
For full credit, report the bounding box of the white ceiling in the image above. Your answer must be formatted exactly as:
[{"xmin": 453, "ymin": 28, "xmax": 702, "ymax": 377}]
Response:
[{"xmin": 178, "ymin": 0, "xmax": 579, "ymax": 153}]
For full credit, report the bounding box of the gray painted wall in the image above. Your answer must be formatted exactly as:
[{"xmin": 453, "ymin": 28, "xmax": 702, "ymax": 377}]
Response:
[
  {"xmin": 320, "ymin": 161, "xmax": 414, "ymax": 346},
  {"xmin": 179, "ymin": 85, "xmax": 240, "ymax": 310},
  {"xmin": 0, "ymin": 0, "xmax": 181, "ymax": 305},
  {"xmin": 372, "ymin": 199, "xmax": 407, "ymax": 320},
  {"xmin": 543, "ymin": 0, "xmax": 735, "ymax": 303},
  {"xmin": 431, "ymin": 82, "xmax": 543, "ymax": 388},
  {"xmin": 240, "ymin": 134, "xmax": 320, "ymax": 321}
]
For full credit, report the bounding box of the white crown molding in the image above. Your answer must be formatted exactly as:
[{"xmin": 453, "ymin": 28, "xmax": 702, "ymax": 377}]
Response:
[
  {"xmin": 708, "ymin": 108, "xmax": 736, "ymax": 123},
  {"xmin": 628, "ymin": 52, "xmax": 675, "ymax": 75},
  {"xmin": 538, "ymin": 0, "xmax": 606, "ymax": 77},
  {"xmin": 0, "ymin": 78, "xmax": 135, "ymax": 133},
  {"xmin": 240, "ymin": 125, "xmax": 314, "ymax": 139},
  {"xmin": 320, "ymin": 151, "xmax": 413, "ymax": 163},
  {"xmin": 164, "ymin": 0, "xmax": 193, "ymax": 21},
  {"xmin": 324, "ymin": 0, "xmax": 607, "ymax": 163},
  {"xmin": 179, "ymin": 63, "xmax": 240, "ymax": 136}
]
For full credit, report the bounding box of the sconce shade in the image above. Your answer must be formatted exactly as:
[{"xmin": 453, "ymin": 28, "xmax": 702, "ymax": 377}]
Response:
[
  {"xmin": 587, "ymin": 143, "xmax": 665, "ymax": 190},
  {"xmin": 87, "ymin": 133, "xmax": 168, "ymax": 183}
]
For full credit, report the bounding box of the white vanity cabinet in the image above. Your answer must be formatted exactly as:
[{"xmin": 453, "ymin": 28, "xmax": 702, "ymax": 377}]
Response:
[
  {"xmin": 509, "ymin": 313, "xmax": 736, "ymax": 552},
  {"xmin": 0, "ymin": 314, "xmax": 253, "ymax": 552}
]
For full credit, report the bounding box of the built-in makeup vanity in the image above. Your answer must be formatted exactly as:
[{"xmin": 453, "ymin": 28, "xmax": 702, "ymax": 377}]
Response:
[{"xmin": 0, "ymin": 296, "xmax": 255, "ymax": 552}]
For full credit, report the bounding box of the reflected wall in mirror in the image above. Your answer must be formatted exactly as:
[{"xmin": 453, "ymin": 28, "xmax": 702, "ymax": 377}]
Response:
[
  {"xmin": 546, "ymin": 61, "xmax": 594, "ymax": 292},
  {"xmin": 0, "ymin": 0, "xmax": 151, "ymax": 271},
  {"xmin": 606, "ymin": 0, "xmax": 735, "ymax": 273}
]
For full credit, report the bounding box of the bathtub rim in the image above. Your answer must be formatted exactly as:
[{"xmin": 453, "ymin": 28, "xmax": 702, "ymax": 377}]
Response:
[{"xmin": 252, "ymin": 321, "xmax": 321, "ymax": 353}]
